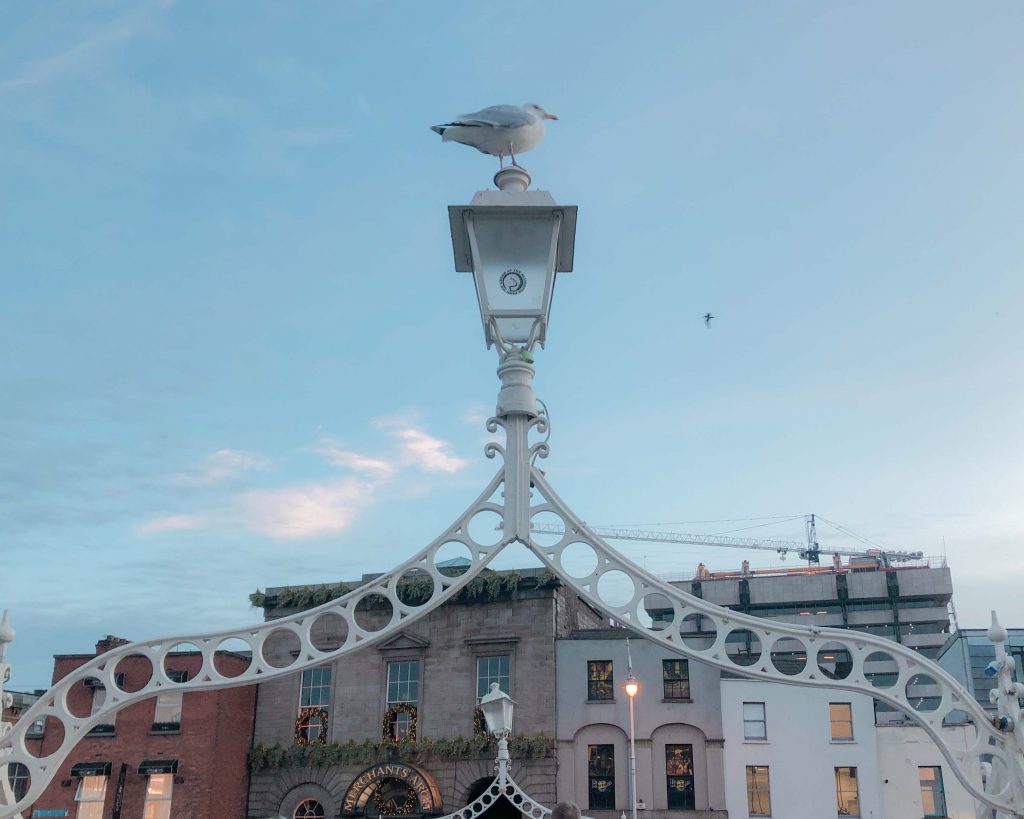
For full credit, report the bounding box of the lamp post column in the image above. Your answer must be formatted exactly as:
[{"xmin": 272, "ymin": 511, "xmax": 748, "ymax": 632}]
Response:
[
  {"xmin": 624, "ymin": 671, "xmax": 639, "ymax": 819},
  {"xmin": 986, "ymin": 612, "xmax": 1024, "ymax": 816}
]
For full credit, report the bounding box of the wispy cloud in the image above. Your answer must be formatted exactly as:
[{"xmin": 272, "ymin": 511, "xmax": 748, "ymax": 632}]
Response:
[
  {"xmin": 375, "ymin": 417, "xmax": 469, "ymax": 473},
  {"xmin": 136, "ymin": 513, "xmax": 205, "ymax": 536},
  {"xmin": 178, "ymin": 449, "xmax": 267, "ymax": 485},
  {"xmin": 238, "ymin": 478, "xmax": 372, "ymax": 540},
  {"xmin": 1, "ymin": 5, "xmax": 166, "ymax": 94},
  {"xmin": 310, "ymin": 437, "xmax": 396, "ymax": 480}
]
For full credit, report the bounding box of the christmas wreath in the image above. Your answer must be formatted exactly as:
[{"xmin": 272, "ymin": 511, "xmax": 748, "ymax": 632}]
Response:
[
  {"xmin": 294, "ymin": 707, "xmax": 329, "ymax": 746},
  {"xmin": 382, "ymin": 703, "xmax": 417, "ymax": 743}
]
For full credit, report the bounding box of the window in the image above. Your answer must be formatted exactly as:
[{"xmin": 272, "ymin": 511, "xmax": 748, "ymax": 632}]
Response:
[
  {"xmin": 662, "ymin": 659, "xmax": 690, "ymax": 700},
  {"xmin": 477, "ymin": 655, "xmax": 510, "ymax": 699},
  {"xmin": 294, "ymin": 799, "xmax": 326, "ymax": 818},
  {"xmin": 6, "ymin": 762, "xmax": 29, "ymax": 801},
  {"xmin": 153, "ymin": 691, "xmax": 183, "ymax": 727},
  {"xmin": 829, "ymin": 703, "xmax": 854, "ymax": 741},
  {"xmin": 587, "ymin": 660, "xmax": 613, "ymax": 701},
  {"xmin": 745, "ymin": 766, "xmax": 771, "ymax": 816},
  {"xmin": 297, "ymin": 666, "xmax": 332, "ymax": 744},
  {"xmin": 743, "ymin": 702, "xmax": 767, "ymax": 740},
  {"xmin": 25, "ymin": 716, "xmax": 45, "ymax": 737},
  {"xmin": 143, "ymin": 773, "xmax": 173, "ymax": 819},
  {"xmin": 919, "ymin": 766, "xmax": 947, "ymax": 817},
  {"xmin": 665, "ymin": 744, "xmax": 695, "ymax": 809},
  {"xmin": 835, "ymin": 767, "xmax": 860, "ymax": 816},
  {"xmin": 386, "ymin": 661, "xmax": 419, "ymax": 741},
  {"xmin": 588, "ymin": 744, "xmax": 615, "ymax": 809},
  {"xmin": 75, "ymin": 775, "xmax": 108, "ymax": 819}
]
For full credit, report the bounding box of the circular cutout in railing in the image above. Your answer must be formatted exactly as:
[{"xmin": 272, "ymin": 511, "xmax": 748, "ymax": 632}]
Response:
[
  {"xmin": 65, "ymin": 678, "xmax": 97, "ymax": 718},
  {"xmin": 432, "ymin": 540, "xmax": 474, "ymax": 578},
  {"xmin": 113, "ymin": 653, "xmax": 153, "ymax": 693},
  {"xmin": 262, "ymin": 627, "xmax": 301, "ymax": 669},
  {"xmin": 559, "ymin": 540, "xmax": 599, "ymax": 579},
  {"xmin": 596, "ymin": 569, "xmax": 636, "ymax": 609},
  {"xmin": 679, "ymin": 611, "xmax": 717, "ymax": 651},
  {"xmin": 905, "ymin": 673, "xmax": 942, "ymax": 712},
  {"xmin": 725, "ymin": 629, "xmax": 763, "ymax": 667},
  {"xmin": 24, "ymin": 716, "xmax": 64, "ymax": 758},
  {"xmin": 163, "ymin": 642, "xmax": 203, "ymax": 684},
  {"xmin": 468, "ymin": 509, "xmax": 504, "ymax": 548},
  {"xmin": 310, "ymin": 611, "xmax": 349, "ymax": 652},
  {"xmin": 354, "ymin": 592, "xmax": 394, "ymax": 632},
  {"xmin": 529, "ymin": 509, "xmax": 567, "ymax": 549},
  {"xmin": 770, "ymin": 637, "xmax": 807, "ymax": 675},
  {"xmin": 395, "ymin": 570, "xmax": 435, "ymax": 608},
  {"xmin": 214, "ymin": 637, "xmax": 253, "ymax": 678},
  {"xmin": 864, "ymin": 651, "xmax": 898, "ymax": 689},
  {"xmin": 816, "ymin": 641, "xmax": 853, "ymax": 680}
]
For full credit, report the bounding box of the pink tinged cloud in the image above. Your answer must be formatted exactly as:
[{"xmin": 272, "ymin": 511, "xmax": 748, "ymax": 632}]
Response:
[
  {"xmin": 311, "ymin": 439, "xmax": 396, "ymax": 480},
  {"xmin": 240, "ymin": 478, "xmax": 372, "ymax": 540},
  {"xmin": 183, "ymin": 448, "xmax": 267, "ymax": 484},
  {"xmin": 389, "ymin": 427, "xmax": 469, "ymax": 473},
  {"xmin": 137, "ymin": 514, "xmax": 206, "ymax": 536}
]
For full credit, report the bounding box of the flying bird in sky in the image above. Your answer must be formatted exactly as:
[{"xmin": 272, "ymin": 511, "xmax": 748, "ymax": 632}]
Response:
[
  {"xmin": 704, "ymin": 313, "xmax": 715, "ymax": 327},
  {"xmin": 431, "ymin": 103, "xmax": 558, "ymax": 168}
]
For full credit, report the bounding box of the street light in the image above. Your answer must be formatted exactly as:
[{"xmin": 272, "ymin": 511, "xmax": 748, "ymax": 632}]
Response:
[
  {"xmin": 448, "ymin": 180, "xmax": 577, "ymax": 353},
  {"xmin": 624, "ymin": 674, "xmax": 639, "ymax": 819},
  {"xmin": 480, "ymin": 682, "xmax": 516, "ymax": 781}
]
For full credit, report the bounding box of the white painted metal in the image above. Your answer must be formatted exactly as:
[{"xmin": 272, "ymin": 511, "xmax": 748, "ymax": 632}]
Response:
[{"xmin": 2, "ymin": 189, "xmax": 1021, "ymax": 818}]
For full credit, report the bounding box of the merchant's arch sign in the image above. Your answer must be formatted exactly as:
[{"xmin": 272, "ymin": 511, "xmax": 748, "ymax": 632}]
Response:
[{"xmin": 342, "ymin": 763, "xmax": 443, "ymax": 817}]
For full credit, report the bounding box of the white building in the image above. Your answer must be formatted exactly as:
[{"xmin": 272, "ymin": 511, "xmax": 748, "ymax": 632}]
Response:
[
  {"xmin": 720, "ymin": 679, "xmax": 883, "ymax": 818},
  {"xmin": 876, "ymin": 723, "xmax": 981, "ymax": 819}
]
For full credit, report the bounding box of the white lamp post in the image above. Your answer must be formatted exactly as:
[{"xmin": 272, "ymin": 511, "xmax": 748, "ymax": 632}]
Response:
[
  {"xmin": 624, "ymin": 674, "xmax": 639, "ymax": 819},
  {"xmin": 448, "ymin": 180, "xmax": 577, "ymax": 354},
  {"xmin": 479, "ymin": 682, "xmax": 516, "ymax": 777}
]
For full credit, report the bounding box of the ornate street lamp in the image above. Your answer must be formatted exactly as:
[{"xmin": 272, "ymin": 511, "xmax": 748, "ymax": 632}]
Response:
[
  {"xmin": 624, "ymin": 638, "xmax": 639, "ymax": 819},
  {"xmin": 448, "ymin": 177, "xmax": 577, "ymax": 354},
  {"xmin": 479, "ymin": 682, "xmax": 515, "ymax": 739}
]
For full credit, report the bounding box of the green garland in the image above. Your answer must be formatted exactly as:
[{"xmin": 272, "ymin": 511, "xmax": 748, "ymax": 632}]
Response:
[
  {"xmin": 249, "ymin": 733, "xmax": 553, "ymax": 772},
  {"xmin": 250, "ymin": 571, "xmax": 556, "ymax": 611}
]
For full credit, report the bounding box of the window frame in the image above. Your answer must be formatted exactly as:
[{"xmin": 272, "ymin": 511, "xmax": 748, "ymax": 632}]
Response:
[
  {"xmin": 6, "ymin": 762, "xmax": 29, "ymax": 801},
  {"xmin": 587, "ymin": 660, "xmax": 614, "ymax": 701},
  {"xmin": 294, "ymin": 798, "xmax": 326, "ymax": 819},
  {"xmin": 297, "ymin": 665, "xmax": 333, "ymax": 744},
  {"xmin": 742, "ymin": 701, "xmax": 767, "ymax": 741},
  {"xmin": 587, "ymin": 744, "xmax": 616, "ymax": 810},
  {"xmin": 142, "ymin": 772, "xmax": 173, "ymax": 819},
  {"xmin": 919, "ymin": 766, "xmax": 947, "ymax": 818},
  {"xmin": 662, "ymin": 659, "xmax": 691, "ymax": 701},
  {"xmin": 476, "ymin": 654, "xmax": 511, "ymax": 700},
  {"xmin": 664, "ymin": 744, "xmax": 695, "ymax": 810},
  {"xmin": 834, "ymin": 766, "xmax": 861, "ymax": 817},
  {"xmin": 829, "ymin": 702, "xmax": 854, "ymax": 742},
  {"xmin": 153, "ymin": 691, "xmax": 183, "ymax": 727},
  {"xmin": 745, "ymin": 765, "xmax": 771, "ymax": 817},
  {"xmin": 386, "ymin": 660, "xmax": 420, "ymax": 741},
  {"xmin": 75, "ymin": 774, "xmax": 108, "ymax": 819}
]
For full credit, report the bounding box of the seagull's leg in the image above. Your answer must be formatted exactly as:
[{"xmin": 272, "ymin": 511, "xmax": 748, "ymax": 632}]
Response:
[
  {"xmin": 509, "ymin": 142, "xmax": 520, "ymax": 168},
  {"xmin": 498, "ymin": 151, "xmax": 505, "ymax": 169}
]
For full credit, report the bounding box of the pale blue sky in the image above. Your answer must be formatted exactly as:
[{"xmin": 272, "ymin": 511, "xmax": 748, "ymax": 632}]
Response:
[{"xmin": 3, "ymin": 2, "xmax": 1023, "ymax": 688}]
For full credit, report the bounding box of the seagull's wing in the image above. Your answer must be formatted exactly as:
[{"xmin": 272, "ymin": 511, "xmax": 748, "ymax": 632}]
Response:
[{"xmin": 453, "ymin": 105, "xmax": 534, "ymax": 128}]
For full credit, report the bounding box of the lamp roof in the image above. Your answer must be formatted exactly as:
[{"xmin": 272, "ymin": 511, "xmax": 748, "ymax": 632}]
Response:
[{"xmin": 447, "ymin": 189, "xmax": 577, "ymax": 273}]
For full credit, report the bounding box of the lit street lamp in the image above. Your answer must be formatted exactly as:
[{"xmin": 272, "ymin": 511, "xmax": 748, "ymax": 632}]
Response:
[
  {"xmin": 480, "ymin": 682, "xmax": 516, "ymax": 777},
  {"xmin": 624, "ymin": 674, "xmax": 639, "ymax": 819}
]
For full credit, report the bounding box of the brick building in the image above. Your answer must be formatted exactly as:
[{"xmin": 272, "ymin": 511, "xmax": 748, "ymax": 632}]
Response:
[
  {"xmin": 23, "ymin": 635, "xmax": 256, "ymax": 818},
  {"xmin": 247, "ymin": 567, "xmax": 605, "ymax": 819}
]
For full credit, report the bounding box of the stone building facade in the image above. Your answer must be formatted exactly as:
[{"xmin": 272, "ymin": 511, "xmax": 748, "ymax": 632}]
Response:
[
  {"xmin": 23, "ymin": 635, "xmax": 256, "ymax": 818},
  {"xmin": 247, "ymin": 568, "xmax": 605, "ymax": 819}
]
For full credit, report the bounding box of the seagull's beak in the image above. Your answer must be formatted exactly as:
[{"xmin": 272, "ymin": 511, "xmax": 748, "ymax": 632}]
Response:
[{"xmin": 543, "ymin": 112, "xmax": 558, "ymax": 121}]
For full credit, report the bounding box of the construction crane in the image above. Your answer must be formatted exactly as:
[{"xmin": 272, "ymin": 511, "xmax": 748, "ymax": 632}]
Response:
[{"xmin": 530, "ymin": 514, "xmax": 924, "ymax": 566}]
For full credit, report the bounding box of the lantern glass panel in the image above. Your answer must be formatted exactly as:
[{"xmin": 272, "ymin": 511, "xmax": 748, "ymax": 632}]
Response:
[{"xmin": 471, "ymin": 214, "xmax": 557, "ymax": 343}]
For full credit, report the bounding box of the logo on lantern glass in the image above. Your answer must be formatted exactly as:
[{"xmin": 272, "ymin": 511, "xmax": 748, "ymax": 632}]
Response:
[{"xmin": 499, "ymin": 269, "xmax": 526, "ymax": 295}]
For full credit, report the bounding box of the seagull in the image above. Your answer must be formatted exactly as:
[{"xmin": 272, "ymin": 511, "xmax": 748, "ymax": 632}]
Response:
[
  {"xmin": 704, "ymin": 313, "xmax": 715, "ymax": 327},
  {"xmin": 431, "ymin": 103, "xmax": 558, "ymax": 168}
]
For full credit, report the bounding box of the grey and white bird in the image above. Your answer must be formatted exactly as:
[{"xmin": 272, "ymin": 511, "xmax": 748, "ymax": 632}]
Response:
[{"xmin": 431, "ymin": 103, "xmax": 558, "ymax": 168}]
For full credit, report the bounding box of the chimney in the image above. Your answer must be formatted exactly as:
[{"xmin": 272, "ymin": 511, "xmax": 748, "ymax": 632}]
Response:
[{"xmin": 95, "ymin": 635, "xmax": 130, "ymax": 655}]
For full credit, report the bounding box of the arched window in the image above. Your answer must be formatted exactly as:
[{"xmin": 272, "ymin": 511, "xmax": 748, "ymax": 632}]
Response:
[{"xmin": 294, "ymin": 799, "xmax": 325, "ymax": 819}]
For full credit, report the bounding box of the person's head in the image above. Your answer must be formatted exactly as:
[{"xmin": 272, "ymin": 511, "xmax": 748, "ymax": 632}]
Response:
[{"xmin": 551, "ymin": 803, "xmax": 581, "ymax": 819}]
